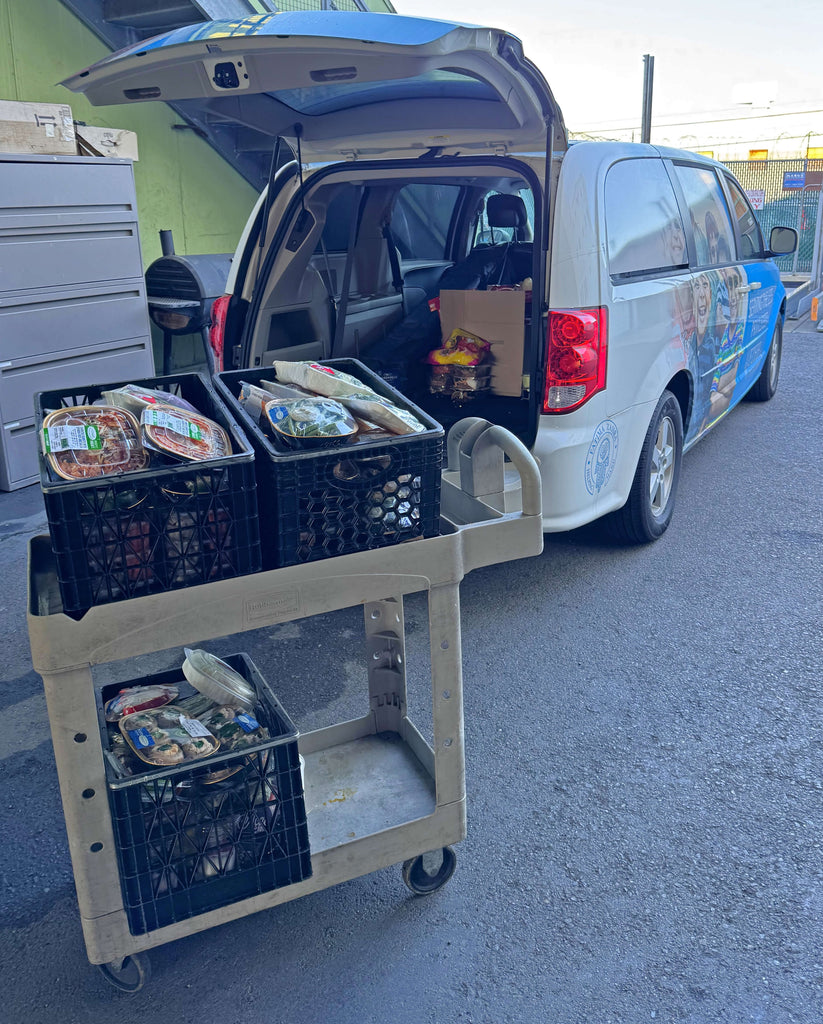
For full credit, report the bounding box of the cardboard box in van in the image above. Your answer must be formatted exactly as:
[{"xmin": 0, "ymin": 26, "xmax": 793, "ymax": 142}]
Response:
[
  {"xmin": 438, "ymin": 289, "xmax": 526, "ymax": 397},
  {"xmin": 0, "ymin": 100, "xmax": 76, "ymax": 156}
]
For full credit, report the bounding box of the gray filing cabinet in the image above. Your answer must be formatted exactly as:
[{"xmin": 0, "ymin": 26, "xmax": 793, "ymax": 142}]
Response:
[{"xmin": 0, "ymin": 153, "xmax": 154, "ymax": 490}]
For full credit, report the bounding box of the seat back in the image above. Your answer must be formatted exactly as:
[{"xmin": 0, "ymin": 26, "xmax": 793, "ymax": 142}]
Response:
[{"xmin": 486, "ymin": 194, "xmax": 528, "ymax": 238}]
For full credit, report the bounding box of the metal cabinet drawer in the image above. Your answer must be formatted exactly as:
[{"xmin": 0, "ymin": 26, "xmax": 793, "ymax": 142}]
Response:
[
  {"xmin": 0, "ymin": 226, "xmax": 144, "ymax": 292},
  {"xmin": 0, "ymin": 158, "xmax": 137, "ymax": 227},
  {"xmin": 0, "ymin": 338, "xmax": 154, "ymax": 423},
  {"xmin": 0, "ymin": 416, "xmax": 38, "ymax": 491},
  {"xmin": 0, "ymin": 281, "xmax": 150, "ymax": 362}
]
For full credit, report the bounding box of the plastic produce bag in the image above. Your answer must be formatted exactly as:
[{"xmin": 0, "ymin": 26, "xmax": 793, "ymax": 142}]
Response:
[
  {"xmin": 427, "ymin": 328, "xmax": 491, "ymax": 366},
  {"xmin": 273, "ymin": 361, "xmax": 377, "ymax": 399}
]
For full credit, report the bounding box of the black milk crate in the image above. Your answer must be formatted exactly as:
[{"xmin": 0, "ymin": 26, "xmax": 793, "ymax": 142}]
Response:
[
  {"xmin": 99, "ymin": 654, "xmax": 311, "ymax": 936},
  {"xmin": 35, "ymin": 373, "xmax": 262, "ymax": 615},
  {"xmin": 213, "ymin": 359, "xmax": 443, "ymax": 569}
]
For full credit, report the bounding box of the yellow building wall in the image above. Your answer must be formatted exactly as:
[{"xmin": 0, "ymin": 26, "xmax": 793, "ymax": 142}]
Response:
[{"xmin": 0, "ymin": 0, "xmax": 259, "ymax": 267}]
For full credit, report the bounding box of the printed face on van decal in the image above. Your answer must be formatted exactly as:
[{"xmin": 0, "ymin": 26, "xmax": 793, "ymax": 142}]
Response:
[
  {"xmin": 664, "ymin": 217, "xmax": 687, "ymax": 266},
  {"xmin": 705, "ymin": 212, "xmax": 721, "ymax": 264},
  {"xmin": 693, "ymin": 273, "xmax": 712, "ymax": 341},
  {"xmin": 722, "ymin": 265, "xmax": 748, "ymax": 326},
  {"xmin": 673, "ymin": 281, "xmax": 696, "ymax": 344}
]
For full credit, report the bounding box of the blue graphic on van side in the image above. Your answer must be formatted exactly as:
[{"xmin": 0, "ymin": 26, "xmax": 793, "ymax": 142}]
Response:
[
  {"xmin": 585, "ymin": 420, "xmax": 619, "ymax": 495},
  {"xmin": 672, "ymin": 259, "xmax": 780, "ymax": 443}
]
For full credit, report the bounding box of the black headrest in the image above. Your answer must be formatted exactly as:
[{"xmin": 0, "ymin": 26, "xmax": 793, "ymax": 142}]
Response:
[{"xmin": 486, "ymin": 193, "xmax": 528, "ymax": 229}]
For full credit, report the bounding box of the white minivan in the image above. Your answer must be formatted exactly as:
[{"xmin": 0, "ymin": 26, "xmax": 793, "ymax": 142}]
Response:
[{"xmin": 63, "ymin": 11, "xmax": 797, "ymax": 542}]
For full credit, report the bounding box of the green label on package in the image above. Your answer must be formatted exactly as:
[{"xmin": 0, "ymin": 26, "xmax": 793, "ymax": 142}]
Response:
[
  {"xmin": 42, "ymin": 423, "xmax": 104, "ymax": 454},
  {"xmin": 143, "ymin": 408, "xmax": 202, "ymax": 440}
]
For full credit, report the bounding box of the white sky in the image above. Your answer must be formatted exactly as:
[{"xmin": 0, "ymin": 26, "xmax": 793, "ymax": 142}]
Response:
[{"xmin": 395, "ymin": 0, "xmax": 822, "ymax": 142}]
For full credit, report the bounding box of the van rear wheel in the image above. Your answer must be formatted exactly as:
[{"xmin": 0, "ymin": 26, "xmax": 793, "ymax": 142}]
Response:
[{"xmin": 604, "ymin": 390, "xmax": 683, "ymax": 544}]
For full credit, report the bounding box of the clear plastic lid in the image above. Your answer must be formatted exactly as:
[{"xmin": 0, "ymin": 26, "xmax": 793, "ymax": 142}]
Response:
[
  {"xmin": 141, "ymin": 408, "xmax": 232, "ymax": 462},
  {"xmin": 103, "ymin": 384, "xmax": 199, "ymax": 417},
  {"xmin": 182, "ymin": 648, "xmax": 256, "ymax": 710}
]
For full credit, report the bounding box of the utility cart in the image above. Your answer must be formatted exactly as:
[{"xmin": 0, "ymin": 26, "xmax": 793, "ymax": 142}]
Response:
[{"xmin": 27, "ymin": 419, "xmax": 542, "ymax": 991}]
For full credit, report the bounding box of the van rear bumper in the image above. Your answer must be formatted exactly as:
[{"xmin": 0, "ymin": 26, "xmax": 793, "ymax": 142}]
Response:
[{"xmin": 529, "ymin": 401, "xmax": 656, "ymax": 532}]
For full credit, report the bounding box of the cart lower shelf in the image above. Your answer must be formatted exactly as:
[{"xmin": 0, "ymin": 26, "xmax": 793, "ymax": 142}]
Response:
[
  {"xmin": 303, "ymin": 722, "xmax": 436, "ymax": 852},
  {"xmin": 80, "ymin": 712, "xmax": 463, "ymax": 965}
]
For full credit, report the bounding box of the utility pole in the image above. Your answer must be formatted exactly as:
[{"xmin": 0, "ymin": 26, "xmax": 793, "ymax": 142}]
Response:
[{"xmin": 641, "ymin": 54, "xmax": 654, "ymax": 144}]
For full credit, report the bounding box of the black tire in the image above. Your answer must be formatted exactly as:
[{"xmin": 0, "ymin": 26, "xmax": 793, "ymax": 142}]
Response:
[
  {"xmin": 745, "ymin": 321, "xmax": 782, "ymax": 402},
  {"xmin": 98, "ymin": 953, "xmax": 151, "ymax": 993},
  {"xmin": 603, "ymin": 390, "xmax": 683, "ymax": 544},
  {"xmin": 402, "ymin": 846, "xmax": 457, "ymax": 895}
]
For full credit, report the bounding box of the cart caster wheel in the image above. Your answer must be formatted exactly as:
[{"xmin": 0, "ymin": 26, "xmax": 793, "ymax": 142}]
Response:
[
  {"xmin": 98, "ymin": 953, "xmax": 151, "ymax": 993},
  {"xmin": 402, "ymin": 846, "xmax": 457, "ymax": 895}
]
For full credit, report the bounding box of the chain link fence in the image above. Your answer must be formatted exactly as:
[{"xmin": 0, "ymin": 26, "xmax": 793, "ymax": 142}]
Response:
[{"xmin": 722, "ymin": 159, "xmax": 822, "ymax": 274}]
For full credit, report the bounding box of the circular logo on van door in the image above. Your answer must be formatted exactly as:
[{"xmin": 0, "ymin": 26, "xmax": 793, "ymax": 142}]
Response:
[{"xmin": 585, "ymin": 420, "xmax": 619, "ymax": 495}]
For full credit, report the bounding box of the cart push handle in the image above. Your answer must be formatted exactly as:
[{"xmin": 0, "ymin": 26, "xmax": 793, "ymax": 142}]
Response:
[{"xmin": 446, "ymin": 418, "xmax": 542, "ymax": 517}]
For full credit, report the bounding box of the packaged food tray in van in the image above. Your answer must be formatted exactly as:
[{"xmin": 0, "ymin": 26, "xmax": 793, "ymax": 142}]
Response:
[
  {"xmin": 98, "ymin": 653, "xmax": 311, "ymax": 935},
  {"xmin": 214, "ymin": 359, "xmax": 443, "ymax": 569},
  {"xmin": 34, "ymin": 372, "xmax": 262, "ymax": 616}
]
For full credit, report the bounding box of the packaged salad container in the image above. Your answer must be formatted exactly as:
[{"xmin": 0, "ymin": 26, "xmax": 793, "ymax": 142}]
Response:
[{"xmin": 35, "ymin": 373, "xmax": 261, "ymax": 615}]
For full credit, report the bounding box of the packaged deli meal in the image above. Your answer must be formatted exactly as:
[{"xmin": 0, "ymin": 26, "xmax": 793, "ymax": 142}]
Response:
[
  {"xmin": 199, "ymin": 703, "xmax": 270, "ymax": 752},
  {"xmin": 104, "ymin": 684, "xmax": 179, "ymax": 723},
  {"xmin": 264, "ymin": 396, "xmax": 357, "ymax": 447},
  {"xmin": 41, "ymin": 406, "xmax": 149, "ymax": 481},
  {"xmin": 119, "ymin": 705, "xmax": 219, "ymax": 766},
  {"xmin": 103, "ymin": 384, "xmax": 199, "ymax": 417},
  {"xmin": 140, "ymin": 406, "xmax": 232, "ymax": 462}
]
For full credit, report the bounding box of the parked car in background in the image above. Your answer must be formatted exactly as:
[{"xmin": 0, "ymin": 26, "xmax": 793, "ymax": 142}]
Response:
[{"xmin": 62, "ymin": 11, "xmax": 798, "ymax": 542}]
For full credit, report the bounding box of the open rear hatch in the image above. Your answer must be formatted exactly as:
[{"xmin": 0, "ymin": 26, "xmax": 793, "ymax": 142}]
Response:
[
  {"xmin": 62, "ymin": 12, "xmax": 567, "ymax": 447},
  {"xmin": 62, "ymin": 11, "xmax": 563, "ymax": 162}
]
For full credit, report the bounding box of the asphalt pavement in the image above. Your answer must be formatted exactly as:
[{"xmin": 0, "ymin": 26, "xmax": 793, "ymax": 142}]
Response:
[{"xmin": 0, "ymin": 321, "xmax": 821, "ymax": 1023}]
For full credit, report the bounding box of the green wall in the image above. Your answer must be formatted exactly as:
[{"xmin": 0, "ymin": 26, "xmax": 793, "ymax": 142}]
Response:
[{"xmin": 0, "ymin": 0, "xmax": 259, "ymax": 267}]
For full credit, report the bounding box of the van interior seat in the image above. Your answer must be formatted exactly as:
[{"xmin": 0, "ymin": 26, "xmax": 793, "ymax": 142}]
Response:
[
  {"xmin": 485, "ymin": 192, "xmax": 529, "ymax": 240},
  {"xmin": 361, "ymin": 192, "xmax": 534, "ymax": 387}
]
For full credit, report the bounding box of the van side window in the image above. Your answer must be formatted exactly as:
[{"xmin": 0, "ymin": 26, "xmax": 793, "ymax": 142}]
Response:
[
  {"xmin": 391, "ymin": 183, "xmax": 461, "ymax": 259},
  {"xmin": 671, "ymin": 164, "xmax": 736, "ymax": 266},
  {"xmin": 724, "ymin": 176, "xmax": 765, "ymax": 258},
  {"xmin": 605, "ymin": 159, "xmax": 687, "ymax": 276}
]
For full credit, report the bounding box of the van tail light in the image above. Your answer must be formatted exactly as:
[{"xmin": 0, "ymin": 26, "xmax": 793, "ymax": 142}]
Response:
[
  {"xmin": 543, "ymin": 307, "xmax": 608, "ymax": 414},
  {"xmin": 208, "ymin": 294, "xmax": 231, "ymax": 371}
]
